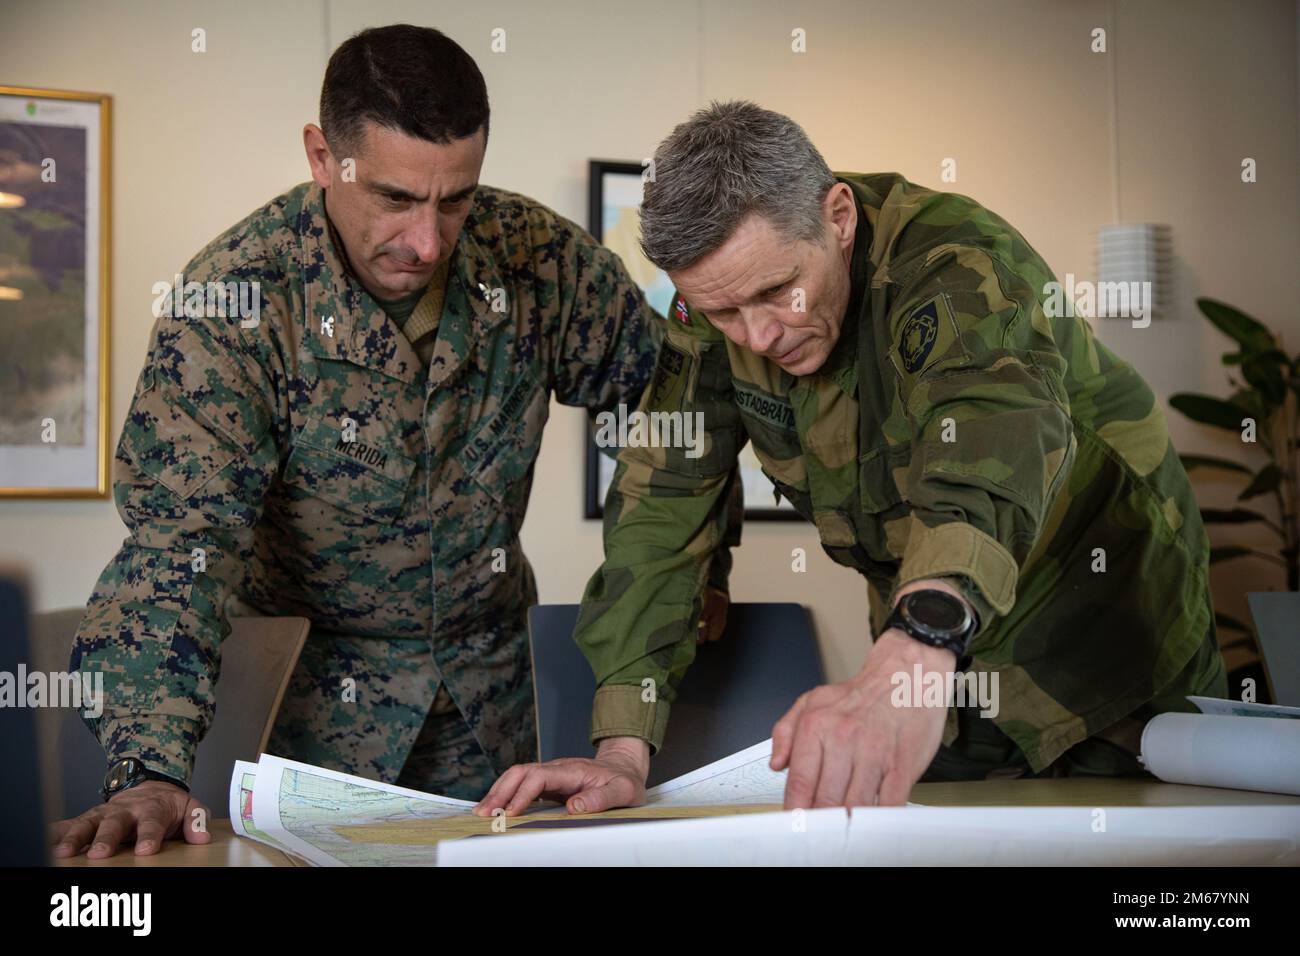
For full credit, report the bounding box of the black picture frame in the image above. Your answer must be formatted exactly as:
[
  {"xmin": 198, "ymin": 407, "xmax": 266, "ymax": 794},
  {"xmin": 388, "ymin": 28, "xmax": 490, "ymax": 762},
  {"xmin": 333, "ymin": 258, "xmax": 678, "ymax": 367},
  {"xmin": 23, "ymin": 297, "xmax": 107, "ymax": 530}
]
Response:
[{"xmin": 582, "ymin": 159, "xmax": 799, "ymax": 521}]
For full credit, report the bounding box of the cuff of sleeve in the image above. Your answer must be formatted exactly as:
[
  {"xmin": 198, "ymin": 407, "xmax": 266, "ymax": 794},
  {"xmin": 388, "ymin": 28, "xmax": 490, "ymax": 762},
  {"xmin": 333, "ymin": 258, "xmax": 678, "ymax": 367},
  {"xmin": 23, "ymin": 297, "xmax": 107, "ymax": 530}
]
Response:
[
  {"xmin": 895, "ymin": 519, "xmax": 1018, "ymax": 631},
  {"xmin": 99, "ymin": 713, "xmax": 201, "ymax": 785},
  {"xmin": 705, "ymin": 546, "xmax": 733, "ymax": 594},
  {"xmin": 590, "ymin": 684, "xmax": 671, "ymax": 755}
]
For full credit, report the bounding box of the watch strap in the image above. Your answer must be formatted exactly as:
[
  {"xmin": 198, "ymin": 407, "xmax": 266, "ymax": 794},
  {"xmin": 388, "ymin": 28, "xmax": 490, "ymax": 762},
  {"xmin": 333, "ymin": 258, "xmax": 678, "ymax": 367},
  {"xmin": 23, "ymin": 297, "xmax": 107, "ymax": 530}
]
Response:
[{"xmin": 101, "ymin": 758, "xmax": 189, "ymax": 802}]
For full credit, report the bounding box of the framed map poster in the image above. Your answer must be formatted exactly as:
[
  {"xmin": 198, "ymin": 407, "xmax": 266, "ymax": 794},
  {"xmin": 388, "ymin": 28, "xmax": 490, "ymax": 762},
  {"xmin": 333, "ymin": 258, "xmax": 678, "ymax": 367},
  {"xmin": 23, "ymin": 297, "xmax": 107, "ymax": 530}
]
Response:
[
  {"xmin": 583, "ymin": 159, "xmax": 796, "ymax": 520},
  {"xmin": 0, "ymin": 86, "xmax": 111, "ymax": 498}
]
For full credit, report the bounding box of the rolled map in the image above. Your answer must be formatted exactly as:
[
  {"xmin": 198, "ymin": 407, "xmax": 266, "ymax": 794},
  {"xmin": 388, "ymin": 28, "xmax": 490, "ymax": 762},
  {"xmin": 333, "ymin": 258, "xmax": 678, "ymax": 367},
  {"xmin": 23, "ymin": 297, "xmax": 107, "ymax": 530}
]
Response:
[{"xmin": 1140, "ymin": 713, "xmax": 1300, "ymax": 796}]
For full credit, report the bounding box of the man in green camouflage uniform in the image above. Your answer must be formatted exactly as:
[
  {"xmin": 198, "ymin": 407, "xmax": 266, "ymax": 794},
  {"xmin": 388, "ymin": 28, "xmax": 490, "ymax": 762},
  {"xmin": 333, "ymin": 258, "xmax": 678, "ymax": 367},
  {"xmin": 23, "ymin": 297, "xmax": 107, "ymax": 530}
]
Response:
[
  {"xmin": 52, "ymin": 26, "xmax": 733, "ymax": 861},
  {"xmin": 478, "ymin": 100, "xmax": 1226, "ymax": 816}
]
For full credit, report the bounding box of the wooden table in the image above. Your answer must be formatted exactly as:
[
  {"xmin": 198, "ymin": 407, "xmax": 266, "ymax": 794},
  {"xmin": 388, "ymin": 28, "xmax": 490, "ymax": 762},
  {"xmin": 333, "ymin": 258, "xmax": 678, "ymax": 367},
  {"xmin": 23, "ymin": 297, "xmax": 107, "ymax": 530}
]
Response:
[
  {"xmin": 54, "ymin": 820, "xmax": 300, "ymax": 867},
  {"xmin": 53, "ymin": 778, "xmax": 1300, "ymax": 867}
]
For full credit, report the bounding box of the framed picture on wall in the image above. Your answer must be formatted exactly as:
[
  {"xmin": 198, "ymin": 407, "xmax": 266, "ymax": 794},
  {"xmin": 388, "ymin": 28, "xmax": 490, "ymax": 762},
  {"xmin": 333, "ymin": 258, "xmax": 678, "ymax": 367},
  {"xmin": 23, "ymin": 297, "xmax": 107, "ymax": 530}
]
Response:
[
  {"xmin": 583, "ymin": 159, "xmax": 797, "ymax": 521},
  {"xmin": 0, "ymin": 86, "xmax": 112, "ymax": 498}
]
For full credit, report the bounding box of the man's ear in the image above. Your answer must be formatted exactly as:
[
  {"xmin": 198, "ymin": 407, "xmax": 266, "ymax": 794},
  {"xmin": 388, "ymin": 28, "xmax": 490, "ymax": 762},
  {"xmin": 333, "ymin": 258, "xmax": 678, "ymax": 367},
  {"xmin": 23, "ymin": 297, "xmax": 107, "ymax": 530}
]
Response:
[
  {"xmin": 826, "ymin": 182, "xmax": 857, "ymax": 252},
  {"xmin": 303, "ymin": 124, "xmax": 333, "ymax": 189}
]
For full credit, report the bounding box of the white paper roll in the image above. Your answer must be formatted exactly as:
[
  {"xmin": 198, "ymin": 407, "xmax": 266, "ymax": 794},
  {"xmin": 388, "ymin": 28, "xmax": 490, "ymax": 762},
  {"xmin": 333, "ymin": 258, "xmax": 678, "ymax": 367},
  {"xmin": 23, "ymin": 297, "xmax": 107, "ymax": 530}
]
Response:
[{"xmin": 1140, "ymin": 713, "xmax": 1300, "ymax": 795}]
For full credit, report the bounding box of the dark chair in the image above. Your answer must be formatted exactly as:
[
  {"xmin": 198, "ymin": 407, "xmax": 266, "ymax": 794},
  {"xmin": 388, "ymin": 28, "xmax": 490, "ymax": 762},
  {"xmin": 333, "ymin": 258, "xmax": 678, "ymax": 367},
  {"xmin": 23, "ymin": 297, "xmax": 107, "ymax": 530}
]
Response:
[
  {"xmin": 529, "ymin": 603, "xmax": 823, "ymax": 787},
  {"xmin": 0, "ymin": 572, "xmax": 48, "ymax": 865}
]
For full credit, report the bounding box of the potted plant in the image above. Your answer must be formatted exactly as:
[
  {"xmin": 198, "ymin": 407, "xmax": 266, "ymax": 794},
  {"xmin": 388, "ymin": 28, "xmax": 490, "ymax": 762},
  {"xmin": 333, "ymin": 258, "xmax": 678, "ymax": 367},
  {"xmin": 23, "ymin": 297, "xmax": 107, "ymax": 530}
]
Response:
[{"xmin": 1169, "ymin": 297, "xmax": 1298, "ymax": 704}]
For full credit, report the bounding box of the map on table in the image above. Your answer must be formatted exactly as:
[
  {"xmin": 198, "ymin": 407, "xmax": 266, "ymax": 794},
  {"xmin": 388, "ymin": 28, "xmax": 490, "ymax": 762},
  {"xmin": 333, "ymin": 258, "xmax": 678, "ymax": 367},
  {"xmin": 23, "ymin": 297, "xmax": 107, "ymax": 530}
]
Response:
[
  {"xmin": 229, "ymin": 739, "xmax": 805, "ymax": 866},
  {"xmin": 229, "ymin": 738, "xmax": 1300, "ymax": 865}
]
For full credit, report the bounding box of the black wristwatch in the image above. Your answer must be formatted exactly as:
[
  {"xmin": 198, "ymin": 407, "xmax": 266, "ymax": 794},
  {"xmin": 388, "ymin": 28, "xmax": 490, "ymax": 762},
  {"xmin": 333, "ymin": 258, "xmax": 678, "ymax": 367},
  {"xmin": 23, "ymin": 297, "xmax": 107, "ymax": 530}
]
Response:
[
  {"xmin": 101, "ymin": 757, "xmax": 189, "ymax": 802},
  {"xmin": 881, "ymin": 588, "xmax": 979, "ymax": 671}
]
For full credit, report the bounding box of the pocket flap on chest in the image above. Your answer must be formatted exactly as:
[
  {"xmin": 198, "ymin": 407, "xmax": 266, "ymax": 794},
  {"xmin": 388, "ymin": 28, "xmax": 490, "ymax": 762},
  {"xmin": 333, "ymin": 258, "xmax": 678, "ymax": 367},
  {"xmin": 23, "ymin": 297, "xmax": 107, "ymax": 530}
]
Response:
[{"xmin": 284, "ymin": 417, "xmax": 416, "ymax": 522}]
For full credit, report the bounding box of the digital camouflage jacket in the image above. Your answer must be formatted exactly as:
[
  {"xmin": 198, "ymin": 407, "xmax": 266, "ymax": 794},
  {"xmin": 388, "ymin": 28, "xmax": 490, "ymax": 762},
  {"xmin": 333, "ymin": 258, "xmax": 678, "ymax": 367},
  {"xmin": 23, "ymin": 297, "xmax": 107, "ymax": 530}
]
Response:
[{"xmin": 72, "ymin": 180, "xmax": 677, "ymax": 784}]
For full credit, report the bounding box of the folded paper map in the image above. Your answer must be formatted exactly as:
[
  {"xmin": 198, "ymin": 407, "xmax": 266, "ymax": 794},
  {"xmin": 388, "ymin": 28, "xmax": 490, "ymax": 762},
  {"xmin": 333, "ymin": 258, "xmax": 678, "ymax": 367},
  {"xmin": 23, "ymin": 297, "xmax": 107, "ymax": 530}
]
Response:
[
  {"xmin": 229, "ymin": 738, "xmax": 1300, "ymax": 866},
  {"xmin": 230, "ymin": 739, "xmax": 809, "ymax": 866}
]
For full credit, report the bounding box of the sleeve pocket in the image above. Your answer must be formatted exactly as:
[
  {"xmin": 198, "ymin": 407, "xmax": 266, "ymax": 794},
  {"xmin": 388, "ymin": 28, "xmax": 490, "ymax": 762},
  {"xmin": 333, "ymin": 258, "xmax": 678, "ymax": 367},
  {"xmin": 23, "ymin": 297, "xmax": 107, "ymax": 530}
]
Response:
[{"xmin": 121, "ymin": 374, "xmax": 239, "ymax": 501}]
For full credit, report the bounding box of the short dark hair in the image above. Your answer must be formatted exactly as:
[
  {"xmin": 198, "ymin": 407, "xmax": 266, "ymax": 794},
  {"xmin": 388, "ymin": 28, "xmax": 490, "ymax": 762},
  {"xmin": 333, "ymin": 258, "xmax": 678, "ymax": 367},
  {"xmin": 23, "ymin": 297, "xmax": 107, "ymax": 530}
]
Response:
[{"xmin": 320, "ymin": 24, "xmax": 490, "ymax": 155}]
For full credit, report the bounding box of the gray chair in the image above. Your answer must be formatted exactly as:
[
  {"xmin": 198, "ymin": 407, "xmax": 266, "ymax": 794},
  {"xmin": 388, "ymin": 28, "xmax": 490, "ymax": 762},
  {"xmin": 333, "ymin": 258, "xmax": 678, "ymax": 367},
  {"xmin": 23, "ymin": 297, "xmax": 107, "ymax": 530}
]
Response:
[
  {"xmin": 1246, "ymin": 592, "xmax": 1300, "ymax": 706},
  {"xmin": 529, "ymin": 603, "xmax": 823, "ymax": 787},
  {"xmin": 0, "ymin": 573, "xmax": 47, "ymax": 864},
  {"xmin": 28, "ymin": 609, "xmax": 309, "ymax": 821}
]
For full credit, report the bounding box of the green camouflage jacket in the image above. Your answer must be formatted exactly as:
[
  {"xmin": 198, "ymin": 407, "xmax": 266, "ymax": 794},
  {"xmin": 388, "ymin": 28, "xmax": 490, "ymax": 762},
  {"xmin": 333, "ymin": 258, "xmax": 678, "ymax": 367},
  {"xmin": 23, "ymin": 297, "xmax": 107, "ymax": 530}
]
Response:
[
  {"xmin": 578, "ymin": 172, "xmax": 1225, "ymax": 772},
  {"xmin": 71, "ymin": 180, "xmax": 672, "ymax": 785}
]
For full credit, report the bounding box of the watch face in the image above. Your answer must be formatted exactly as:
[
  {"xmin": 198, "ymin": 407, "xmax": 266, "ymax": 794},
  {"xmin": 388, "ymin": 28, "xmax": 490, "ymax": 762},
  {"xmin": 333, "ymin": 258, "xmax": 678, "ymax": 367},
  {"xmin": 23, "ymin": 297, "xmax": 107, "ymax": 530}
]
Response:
[
  {"xmin": 906, "ymin": 591, "xmax": 967, "ymax": 633},
  {"xmin": 105, "ymin": 758, "xmax": 140, "ymax": 793}
]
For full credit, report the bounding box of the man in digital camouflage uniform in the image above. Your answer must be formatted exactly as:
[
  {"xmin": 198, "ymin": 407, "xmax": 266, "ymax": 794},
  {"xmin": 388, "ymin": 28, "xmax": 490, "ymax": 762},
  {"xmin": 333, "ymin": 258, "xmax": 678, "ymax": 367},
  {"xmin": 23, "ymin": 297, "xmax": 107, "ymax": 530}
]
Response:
[
  {"xmin": 52, "ymin": 25, "xmax": 733, "ymax": 860},
  {"xmin": 477, "ymin": 100, "xmax": 1226, "ymax": 816}
]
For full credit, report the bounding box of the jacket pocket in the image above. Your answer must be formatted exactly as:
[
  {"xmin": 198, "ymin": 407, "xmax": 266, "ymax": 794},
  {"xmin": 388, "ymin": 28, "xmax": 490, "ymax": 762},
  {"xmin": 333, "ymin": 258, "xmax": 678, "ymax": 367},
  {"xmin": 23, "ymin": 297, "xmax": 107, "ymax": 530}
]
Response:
[
  {"xmin": 859, "ymin": 444, "xmax": 906, "ymax": 513},
  {"xmin": 282, "ymin": 415, "xmax": 415, "ymax": 523},
  {"xmin": 461, "ymin": 372, "xmax": 550, "ymax": 505}
]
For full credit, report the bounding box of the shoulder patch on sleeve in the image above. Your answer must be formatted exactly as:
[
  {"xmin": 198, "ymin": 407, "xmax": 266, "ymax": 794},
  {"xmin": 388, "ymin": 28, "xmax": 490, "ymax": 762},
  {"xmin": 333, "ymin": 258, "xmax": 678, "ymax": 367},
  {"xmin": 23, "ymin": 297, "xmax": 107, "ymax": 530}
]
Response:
[
  {"xmin": 662, "ymin": 292, "xmax": 724, "ymax": 342},
  {"xmin": 888, "ymin": 292, "xmax": 964, "ymax": 385},
  {"xmin": 674, "ymin": 295, "xmax": 692, "ymax": 326}
]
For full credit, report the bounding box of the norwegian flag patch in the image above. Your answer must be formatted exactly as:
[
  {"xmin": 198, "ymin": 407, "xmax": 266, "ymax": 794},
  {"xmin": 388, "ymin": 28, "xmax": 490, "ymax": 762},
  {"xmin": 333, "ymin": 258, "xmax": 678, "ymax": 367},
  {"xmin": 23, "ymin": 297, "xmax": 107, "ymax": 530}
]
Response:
[{"xmin": 674, "ymin": 297, "xmax": 691, "ymax": 325}]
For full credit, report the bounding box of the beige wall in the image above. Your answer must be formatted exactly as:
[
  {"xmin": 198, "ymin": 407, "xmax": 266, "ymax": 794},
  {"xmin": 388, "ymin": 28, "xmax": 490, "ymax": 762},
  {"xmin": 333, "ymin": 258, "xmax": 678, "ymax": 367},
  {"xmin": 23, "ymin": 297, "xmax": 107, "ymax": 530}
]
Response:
[{"xmin": 1, "ymin": 0, "xmax": 1296, "ymax": 680}]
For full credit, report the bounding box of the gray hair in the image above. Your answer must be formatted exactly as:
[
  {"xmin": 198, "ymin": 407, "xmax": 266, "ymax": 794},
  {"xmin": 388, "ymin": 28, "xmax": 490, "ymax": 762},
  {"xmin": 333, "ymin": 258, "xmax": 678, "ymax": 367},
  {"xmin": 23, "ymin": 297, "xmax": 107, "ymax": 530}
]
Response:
[{"xmin": 638, "ymin": 101, "xmax": 836, "ymax": 272}]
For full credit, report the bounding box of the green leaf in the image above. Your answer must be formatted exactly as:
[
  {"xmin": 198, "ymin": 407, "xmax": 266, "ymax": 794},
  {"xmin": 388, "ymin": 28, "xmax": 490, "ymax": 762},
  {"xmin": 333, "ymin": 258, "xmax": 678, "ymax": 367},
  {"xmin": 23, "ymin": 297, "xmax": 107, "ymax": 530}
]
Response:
[
  {"xmin": 1218, "ymin": 636, "xmax": 1256, "ymax": 652},
  {"xmin": 1222, "ymin": 348, "xmax": 1286, "ymax": 366},
  {"xmin": 1227, "ymin": 388, "xmax": 1267, "ymax": 421},
  {"xmin": 1209, "ymin": 546, "xmax": 1285, "ymax": 566},
  {"xmin": 1200, "ymin": 508, "xmax": 1273, "ymax": 524},
  {"xmin": 1238, "ymin": 464, "xmax": 1282, "ymax": 500},
  {"xmin": 1169, "ymin": 394, "xmax": 1251, "ymax": 431},
  {"xmin": 1250, "ymin": 348, "xmax": 1289, "ymax": 365},
  {"xmin": 1210, "ymin": 546, "xmax": 1252, "ymax": 562},
  {"xmin": 1197, "ymin": 298, "xmax": 1274, "ymax": 351},
  {"xmin": 1214, "ymin": 612, "xmax": 1251, "ymax": 634},
  {"xmin": 1180, "ymin": 454, "xmax": 1252, "ymax": 475},
  {"xmin": 1240, "ymin": 356, "xmax": 1287, "ymax": 407}
]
